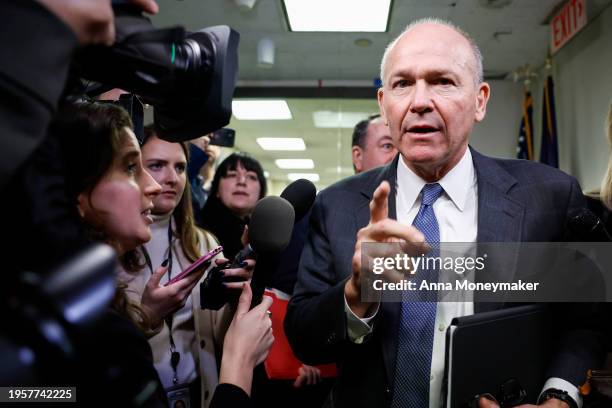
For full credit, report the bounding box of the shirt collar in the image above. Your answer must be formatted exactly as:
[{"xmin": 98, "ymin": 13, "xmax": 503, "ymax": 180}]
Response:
[{"xmin": 396, "ymin": 147, "xmax": 475, "ymax": 212}]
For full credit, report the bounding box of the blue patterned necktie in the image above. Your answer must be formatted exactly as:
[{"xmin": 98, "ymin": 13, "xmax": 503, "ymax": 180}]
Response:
[{"xmin": 392, "ymin": 183, "xmax": 444, "ymax": 408}]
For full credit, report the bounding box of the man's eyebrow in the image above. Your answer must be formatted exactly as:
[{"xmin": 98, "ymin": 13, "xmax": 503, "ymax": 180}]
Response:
[
  {"xmin": 388, "ymin": 68, "xmax": 414, "ymax": 78},
  {"xmin": 424, "ymin": 69, "xmax": 457, "ymax": 78}
]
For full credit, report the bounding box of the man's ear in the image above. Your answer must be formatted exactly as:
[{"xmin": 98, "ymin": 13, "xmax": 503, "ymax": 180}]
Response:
[
  {"xmin": 474, "ymin": 82, "xmax": 491, "ymax": 122},
  {"xmin": 352, "ymin": 146, "xmax": 363, "ymax": 173},
  {"xmin": 76, "ymin": 193, "xmax": 87, "ymax": 218},
  {"xmin": 377, "ymin": 88, "xmax": 388, "ymax": 126}
]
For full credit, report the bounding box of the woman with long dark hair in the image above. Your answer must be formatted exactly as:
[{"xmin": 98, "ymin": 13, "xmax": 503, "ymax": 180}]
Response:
[{"xmin": 199, "ymin": 152, "xmax": 267, "ymax": 260}]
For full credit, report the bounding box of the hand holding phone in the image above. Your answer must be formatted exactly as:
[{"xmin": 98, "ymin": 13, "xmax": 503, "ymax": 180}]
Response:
[
  {"xmin": 164, "ymin": 246, "xmax": 223, "ymax": 286},
  {"xmin": 209, "ymin": 128, "xmax": 235, "ymax": 147}
]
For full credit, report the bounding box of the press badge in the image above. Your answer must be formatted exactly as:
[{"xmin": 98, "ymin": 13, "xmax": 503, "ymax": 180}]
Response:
[{"xmin": 166, "ymin": 383, "xmax": 190, "ymax": 408}]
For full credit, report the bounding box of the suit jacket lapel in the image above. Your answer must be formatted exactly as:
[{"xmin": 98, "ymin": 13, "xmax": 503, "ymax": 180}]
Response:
[
  {"xmin": 471, "ymin": 148, "xmax": 525, "ymax": 313},
  {"xmin": 357, "ymin": 155, "xmax": 401, "ymax": 386}
]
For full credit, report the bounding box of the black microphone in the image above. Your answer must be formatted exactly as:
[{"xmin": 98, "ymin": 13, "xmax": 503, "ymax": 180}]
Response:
[
  {"xmin": 231, "ymin": 196, "xmax": 296, "ymax": 267},
  {"xmin": 280, "ymin": 178, "xmax": 316, "ymax": 222},
  {"xmin": 567, "ymin": 208, "xmax": 612, "ymax": 242},
  {"xmin": 200, "ymin": 196, "xmax": 294, "ymax": 310}
]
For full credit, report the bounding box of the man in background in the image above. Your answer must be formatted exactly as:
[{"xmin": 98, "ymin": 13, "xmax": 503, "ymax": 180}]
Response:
[{"xmin": 351, "ymin": 114, "xmax": 397, "ymax": 174}]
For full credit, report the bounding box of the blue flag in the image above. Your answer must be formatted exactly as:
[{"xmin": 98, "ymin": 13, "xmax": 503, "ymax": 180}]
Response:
[
  {"xmin": 516, "ymin": 91, "xmax": 534, "ymax": 160},
  {"xmin": 539, "ymin": 76, "xmax": 559, "ymax": 167}
]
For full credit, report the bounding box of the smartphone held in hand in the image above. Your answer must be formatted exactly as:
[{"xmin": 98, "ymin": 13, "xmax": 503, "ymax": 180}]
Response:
[{"xmin": 164, "ymin": 246, "xmax": 223, "ymax": 286}]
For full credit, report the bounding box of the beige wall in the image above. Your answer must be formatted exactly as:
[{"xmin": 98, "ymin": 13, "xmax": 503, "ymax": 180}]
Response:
[{"xmin": 550, "ymin": 3, "xmax": 612, "ymax": 191}]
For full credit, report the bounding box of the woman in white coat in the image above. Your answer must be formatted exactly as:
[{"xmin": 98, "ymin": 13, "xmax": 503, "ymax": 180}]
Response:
[{"xmin": 119, "ymin": 127, "xmax": 254, "ymax": 408}]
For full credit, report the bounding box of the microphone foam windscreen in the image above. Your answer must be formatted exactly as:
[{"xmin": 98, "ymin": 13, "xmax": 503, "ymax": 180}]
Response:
[
  {"xmin": 248, "ymin": 196, "xmax": 295, "ymax": 254},
  {"xmin": 280, "ymin": 178, "xmax": 316, "ymax": 221}
]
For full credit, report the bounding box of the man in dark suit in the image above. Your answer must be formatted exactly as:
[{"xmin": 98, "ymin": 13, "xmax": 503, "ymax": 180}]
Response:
[{"xmin": 285, "ymin": 18, "xmax": 603, "ymax": 408}]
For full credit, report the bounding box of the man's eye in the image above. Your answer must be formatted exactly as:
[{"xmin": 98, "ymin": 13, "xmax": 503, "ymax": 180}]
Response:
[
  {"xmin": 382, "ymin": 143, "xmax": 394, "ymax": 151},
  {"xmin": 393, "ymin": 79, "xmax": 409, "ymax": 88},
  {"xmin": 437, "ymin": 77, "xmax": 453, "ymax": 86}
]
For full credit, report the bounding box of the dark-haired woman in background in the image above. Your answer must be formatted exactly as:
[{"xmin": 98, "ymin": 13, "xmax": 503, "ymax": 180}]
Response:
[{"xmin": 199, "ymin": 152, "xmax": 267, "ymax": 260}]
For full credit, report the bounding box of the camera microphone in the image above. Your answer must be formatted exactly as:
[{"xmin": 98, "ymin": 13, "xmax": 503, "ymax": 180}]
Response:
[
  {"xmin": 201, "ymin": 196, "xmax": 294, "ymax": 310},
  {"xmin": 567, "ymin": 208, "xmax": 612, "ymax": 242},
  {"xmin": 280, "ymin": 178, "xmax": 317, "ymax": 222}
]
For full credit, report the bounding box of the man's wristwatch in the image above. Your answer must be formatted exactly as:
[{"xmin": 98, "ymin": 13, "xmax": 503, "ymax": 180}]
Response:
[{"xmin": 538, "ymin": 388, "xmax": 578, "ymax": 408}]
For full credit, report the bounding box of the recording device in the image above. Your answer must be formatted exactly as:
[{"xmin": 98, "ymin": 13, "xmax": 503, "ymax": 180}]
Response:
[
  {"xmin": 71, "ymin": 1, "xmax": 240, "ymax": 141},
  {"xmin": 200, "ymin": 196, "xmax": 295, "ymax": 310},
  {"xmin": 0, "ymin": 244, "xmax": 116, "ymax": 385},
  {"xmin": 164, "ymin": 246, "xmax": 223, "ymax": 286},
  {"xmin": 280, "ymin": 178, "xmax": 317, "ymax": 222},
  {"xmin": 1, "ymin": 0, "xmax": 240, "ymax": 396},
  {"xmin": 200, "ymin": 179, "xmax": 317, "ymax": 310},
  {"xmin": 100, "ymin": 93, "xmax": 145, "ymax": 143},
  {"xmin": 210, "ymin": 128, "xmax": 236, "ymax": 147},
  {"xmin": 566, "ymin": 209, "xmax": 612, "ymax": 242}
]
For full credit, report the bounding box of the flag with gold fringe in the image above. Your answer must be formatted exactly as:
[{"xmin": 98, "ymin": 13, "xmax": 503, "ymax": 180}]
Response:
[
  {"xmin": 516, "ymin": 91, "xmax": 534, "ymax": 160},
  {"xmin": 539, "ymin": 76, "xmax": 559, "ymax": 167}
]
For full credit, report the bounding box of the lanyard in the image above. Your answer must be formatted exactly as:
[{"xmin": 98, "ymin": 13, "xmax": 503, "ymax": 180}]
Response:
[{"xmin": 142, "ymin": 220, "xmax": 181, "ymax": 384}]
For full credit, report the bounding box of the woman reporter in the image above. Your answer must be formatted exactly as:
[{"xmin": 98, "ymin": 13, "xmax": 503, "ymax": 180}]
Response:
[
  {"xmin": 119, "ymin": 127, "xmax": 254, "ymax": 408},
  {"xmin": 199, "ymin": 152, "xmax": 267, "ymax": 260},
  {"xmin": 56, "ymin": 102, "xmax": 273, "ymax": 407}
]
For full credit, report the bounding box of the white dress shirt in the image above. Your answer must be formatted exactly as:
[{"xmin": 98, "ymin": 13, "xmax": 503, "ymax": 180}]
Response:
[{"xmin": 395, "ymin": 148, "xmax": 477, "ymax": 408}]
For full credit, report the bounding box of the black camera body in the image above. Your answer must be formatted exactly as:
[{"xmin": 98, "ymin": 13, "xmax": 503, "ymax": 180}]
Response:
[
  {"xmin": 0, "ymin": 2, "xmax": 241, "ymax": 397},
  {"xmin": 73, "ymin": 3, "xmax": 239, "ymax": 141}
]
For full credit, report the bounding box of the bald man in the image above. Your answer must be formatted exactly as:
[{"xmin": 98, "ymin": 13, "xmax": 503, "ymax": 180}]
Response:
[{"xmin": 286, "ymin": 18, "xmax": 602, "ymax": 408}]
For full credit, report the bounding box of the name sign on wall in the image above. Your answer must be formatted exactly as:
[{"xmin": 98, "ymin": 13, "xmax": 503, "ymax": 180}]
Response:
[{"xmin": 550, "ymin": 0, "xmax": 587, "ymax": 54}]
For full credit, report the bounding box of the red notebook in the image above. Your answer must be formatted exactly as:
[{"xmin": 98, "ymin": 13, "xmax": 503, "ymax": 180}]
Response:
[{"xmin": 263, "ymin": 288, "xmax": 337, "ymax": 380}]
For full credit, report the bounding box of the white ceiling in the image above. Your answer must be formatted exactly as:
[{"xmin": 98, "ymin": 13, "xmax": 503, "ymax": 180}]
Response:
[{"xmin": 150, "ymin": 0, "xmax": 612, "ymax": 191}]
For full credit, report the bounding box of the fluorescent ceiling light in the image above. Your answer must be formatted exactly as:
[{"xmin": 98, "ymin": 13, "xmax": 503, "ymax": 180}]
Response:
[
  {"xmin": 275, "ymin": 159, "xmax": 314, "ymax": 169},
  {"xmin": 313, "ymin": 111, "xmax": 371, "ymax": 128},
  {"xmin": 283, "ymin": 0, "xmax": 390, "ymax": 32},
  {"xmin": 257, "ymin": 137, "xmax": 306, "ymax": 151},
  {"xmin": 288, "ymin": 173, "xmax": 320, "ymax": 182},
  {"xmin": 232, "ymin": 100, "xmax": 292, "ymax": 120}
]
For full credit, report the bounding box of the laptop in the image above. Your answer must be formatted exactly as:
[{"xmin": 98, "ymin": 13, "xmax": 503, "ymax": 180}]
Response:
[{"xmin": 444, "ymin": 304, "xmax": 553, "ymax": 407}]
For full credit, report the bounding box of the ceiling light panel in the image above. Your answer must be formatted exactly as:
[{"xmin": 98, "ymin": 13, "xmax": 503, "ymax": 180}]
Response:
[
  {"xmin": 275, "ymin": 159, "xmax": 315, "ymax": 169},
  {"xmin": 232, "ymin": 100, "xmax": 292, "ymax": 120},
  {"xmin": 283, "ymin": 0, "xmax": 391, "ymax": 32},
  {"xmin": 288, "ymin": 173, "xmax": 320, "ymax": 182},
  {"xmin": 313, "ymin": 111, "xmax": 371, "ymax": 128},
  {"xmin": 257, "ymin": 138, "xmax": 306, "ymax": 151}
]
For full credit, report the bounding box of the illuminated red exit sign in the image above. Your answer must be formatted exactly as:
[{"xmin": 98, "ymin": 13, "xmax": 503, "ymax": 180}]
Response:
[{"xmin": 550, "ymin": 0, "xmax": 587, "ymax": 54}]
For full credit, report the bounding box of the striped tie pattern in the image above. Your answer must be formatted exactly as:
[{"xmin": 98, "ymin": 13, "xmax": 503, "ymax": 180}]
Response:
[{"xmin": 392, "ymin": 183, "xmax": 444, "ymax": 408}]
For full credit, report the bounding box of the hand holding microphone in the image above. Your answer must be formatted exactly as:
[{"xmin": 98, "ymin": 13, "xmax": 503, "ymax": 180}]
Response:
[
  {"xmin": 200, "ymin": 178, "xmax": 317, "ymax": 310},
  {"xmin": 200, "ymin": 195, "xmax": 295, "ymax": 310}
]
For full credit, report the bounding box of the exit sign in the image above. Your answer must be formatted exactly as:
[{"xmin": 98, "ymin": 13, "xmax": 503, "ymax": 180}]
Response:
[{"xmin": 550, "ymin": 0, "xmax": 587, "ymax": 54}]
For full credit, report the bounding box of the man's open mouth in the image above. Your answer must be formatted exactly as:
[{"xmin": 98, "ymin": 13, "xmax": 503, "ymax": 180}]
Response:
[{"xmin": 408, "ymin": 125, "xmax": 439, "ymax": 134}]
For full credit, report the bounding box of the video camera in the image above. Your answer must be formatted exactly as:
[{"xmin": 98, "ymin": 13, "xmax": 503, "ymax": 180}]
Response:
[
  {"xmin": 71, "ymin": 1, "xmax": 240, "ymax": 141},
  {"xmin": 0, "ymin": 2, "xmax": 241, "ymax": 402}
]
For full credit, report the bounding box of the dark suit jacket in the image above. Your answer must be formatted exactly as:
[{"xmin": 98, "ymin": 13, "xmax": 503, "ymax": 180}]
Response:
[{"xmin": 285, "ymin": 148, "xmax": 605, "ymax": 408}]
